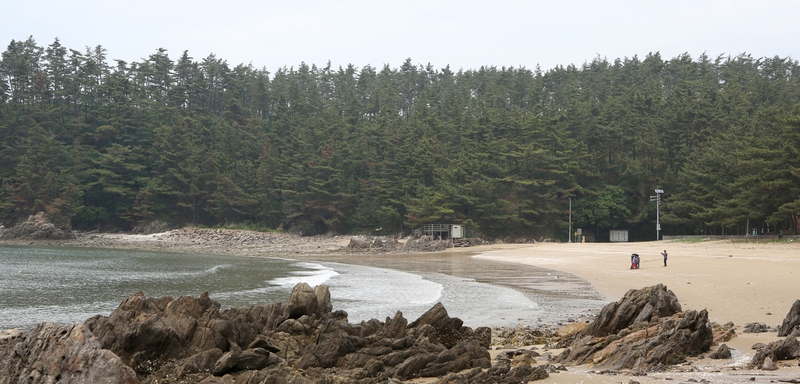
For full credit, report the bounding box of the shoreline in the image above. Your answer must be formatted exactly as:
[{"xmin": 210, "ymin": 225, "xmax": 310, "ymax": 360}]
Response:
[
  {"xmin": 4, "ymin": 230, "xmax": 800, "ymax": 383},
  {"xmin": 0, "ymin": 229, "xmax": 607, "ymax": 329}
]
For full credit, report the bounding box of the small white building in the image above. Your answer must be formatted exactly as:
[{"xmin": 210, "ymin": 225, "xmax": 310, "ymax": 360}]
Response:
[{"xmin": 610, "ymin": 230, "xmax": 629, "ymax": 242}]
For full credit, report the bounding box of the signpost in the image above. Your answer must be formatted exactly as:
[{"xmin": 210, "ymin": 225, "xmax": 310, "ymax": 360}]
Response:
[
  {"xmin": 568, "ymin": 197, "xmax": 572, "ymax": 243},
  {"xmin": 650, "ymin": 189, "xmax": 664, "ymax": 240}
]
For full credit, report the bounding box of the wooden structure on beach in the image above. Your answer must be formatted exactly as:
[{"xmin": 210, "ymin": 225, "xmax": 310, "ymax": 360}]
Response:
[{"xmin": 415, "ymin": 224, "xmax": 464, "ymax": 240}]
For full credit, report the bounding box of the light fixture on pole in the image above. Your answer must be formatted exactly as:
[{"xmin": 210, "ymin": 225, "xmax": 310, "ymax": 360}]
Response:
[
  {"xmin": 650, "ymin": 189, "xmax": 664, "ymax": 241},
  {"xmin": 568, "ymin": 197, "xmax": 572, "ymax": 243}
]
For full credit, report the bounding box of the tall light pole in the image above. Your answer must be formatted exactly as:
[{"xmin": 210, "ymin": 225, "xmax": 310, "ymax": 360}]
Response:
[
  {"xmin": 568, "ymin": 197, "xmax": 572, "ymax": 243},
  {"xmin": 650, "ymin": 189, "xmax": 664, "ymax": 241}
]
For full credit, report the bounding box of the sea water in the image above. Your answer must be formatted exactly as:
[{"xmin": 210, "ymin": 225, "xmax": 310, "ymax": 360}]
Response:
[{"xmin": 0, "ymin": 246, "xmax": 539, "ymax": 330}]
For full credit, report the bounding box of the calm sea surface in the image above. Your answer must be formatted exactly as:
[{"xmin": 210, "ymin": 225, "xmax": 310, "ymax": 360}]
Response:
[{"xmin": 0, "ymin": 246, "xmax": 540, "ymax": 330}]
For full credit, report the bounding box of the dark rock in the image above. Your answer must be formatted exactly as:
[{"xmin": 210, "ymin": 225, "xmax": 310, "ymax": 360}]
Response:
[
  {"xmin": 393, "ymin": 352, "xmax": 438, "ymax": 380},
  {"xmin": 286, "ymin": 282, "xmax": 331, "ymax": 319},
  {"xmin": 0, "ymin": 211, "xmax": 72, "ymax": 239},
  {"xmin": 750, "ymin": 336, "xmax": 800, "ymax": 368},
  {"xmin": 432, "ymin": 363, "xmax": 548, "ymax": 383},
  {"xmin": 0, "ymin": 323, "xmax": 136, "ymax": 383},
  {"xmin": 709, "ymin": 344, "xmax": 732, "ymax": 359},
  {"xmin": 236, "ymin": 348, "xmax": 270, "ymax": 370},
  {"xmin": 212, "ymin": 344, "xmax": 241, "ymax": 376},
  {"xmin": 778, "ymin": 299, "xmax": 800, "ymax": 337},
  {"xmin": 583, "ymin": 284, "xmax": 681, "ymax": 337},
  {"xmin": 743, "ymin": 322, "xmax": 770, "ymax": 333},
  {"xmin": 409, "ymin": 302, "xmax": 489, "ymax": 349},
  {"xmin": 384, "ymin": 311, "xmax": 408, "ymax": 339},
  {"xmin": 246, "ymin": 335, "xmax": 280, "ymax": 352},
  {"xmin": 553, "ymin": 285, "xmax": 712, "ymax": 371},
  {"xmin": 24, "ymin": 283, "xmax": 500, "ymax": 382}
]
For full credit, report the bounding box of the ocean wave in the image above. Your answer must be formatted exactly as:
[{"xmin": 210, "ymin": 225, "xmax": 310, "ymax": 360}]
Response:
[{"xmin": 267, "ymin": 262, "xmax": 340, "ymax": 288}]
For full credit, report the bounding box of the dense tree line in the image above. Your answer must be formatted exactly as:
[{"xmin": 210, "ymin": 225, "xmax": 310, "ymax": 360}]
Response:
[{"xmin": 1, "ymin": 36, "xmax": 799, "ymax": 241}]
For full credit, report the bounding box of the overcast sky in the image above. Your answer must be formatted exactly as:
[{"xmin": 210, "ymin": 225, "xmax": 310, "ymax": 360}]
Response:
[{"xmin": 3, "ymin": 0, "xmax": 799, "ymax": 72}]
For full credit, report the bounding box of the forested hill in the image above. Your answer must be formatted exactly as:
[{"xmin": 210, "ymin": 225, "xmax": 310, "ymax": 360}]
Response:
[{"xmin": 1, "ymin": 37, "xmax": 799, "ymax": 241}]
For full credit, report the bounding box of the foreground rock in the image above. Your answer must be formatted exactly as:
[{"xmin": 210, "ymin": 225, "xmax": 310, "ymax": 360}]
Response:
[
  {"xmin": 0, "ymin": 211, "xmax": 73, "ymax": 240},
  {"xmin": 778, "ymin": 299, "xmax": 800, "ymax": 337},
  {"xmin": 0, "ymin": 323, "xmax": 136, "ymax": 383},
  {"xmin": 553, "ymin": 284, "xmax": 713, "ymax": 371},
  {"xmin": 79, "ymin": 283, "xmax": 537, "ymax": 383}
]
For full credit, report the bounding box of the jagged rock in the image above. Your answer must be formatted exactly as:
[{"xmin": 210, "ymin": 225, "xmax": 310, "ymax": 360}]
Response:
[
  {"xmin": 85, "ymin": 291, "xmax": 226, "ymax": 374},
  {"xmin": 408, "ymin": 302, "xmax": 491, "ymax": 349},
  {"xmin": 743, "ymin": 322, "xmax": 771, "ymax": 333},
  {"xmin": 286, "ymin": 282, "xmax": 331, "ymax": 319},
  {"xmin": 0, "ymin": 211, "xmax": 72, "ymax": 239},
  {"xmin": 779, "ymin": 299, "xmax": 800, "ymax": 337},
  {"xmin": 212, "ymin": 344, "xmax": 241, "ymax": 376},
  {"xmin": 553, "ymin": 285, "xmax": 712, "ymax": 371},
  {"xmin": 750, "ymin": 336, "xmax": 800, "ymax": 368},
  {"xmin": 384, "ymin": 311, "xmax": 409, "ymax": 339},
  {"xmin": 433, "ymin": 362, "xmax": 549, "ymax": 383},
  {"xmin": 709, "ymin": 344, "xmax": 732, "ymax": 359},
  {"xmin": 11, "ymin": 284, "xmax": 497, "ymax": 383},
  {"xmin": 0, "ymin": 323, "xmax": 136, "ymax": 383},
  {"xmin": 583, "ymin": 284, "xmax": 682, "ymax": 337},
  {"xmin": 236, "ymin": 348, "xmax": 270, "ymax": 370},
  {"xmin": 711, "ymin": 321, "xmax": 737, "ymax": 343},
  {"xmin": 246, "ymin": 335, "xmax": 280, "ymax": 352}
]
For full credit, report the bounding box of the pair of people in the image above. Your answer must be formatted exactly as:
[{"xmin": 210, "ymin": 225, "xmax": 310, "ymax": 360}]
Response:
[
  {"xmin": 630, "ymin": 253, "xmax": 640, "ymax": 269},
  {"xmin": 630, "ymin": 250, "xmax": 668, "ymax": 269}
]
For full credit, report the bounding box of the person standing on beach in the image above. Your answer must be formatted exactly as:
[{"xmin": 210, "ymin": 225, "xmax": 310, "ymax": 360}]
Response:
[{"xmin": 661, "ymin": 250, "xmax": 668, "ymax": 266}]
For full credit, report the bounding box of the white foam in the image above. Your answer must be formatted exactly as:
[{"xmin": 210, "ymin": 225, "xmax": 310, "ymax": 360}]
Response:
[{"xmin": 267, "ymin": 262, "xmax": 340, "ymax": 288}]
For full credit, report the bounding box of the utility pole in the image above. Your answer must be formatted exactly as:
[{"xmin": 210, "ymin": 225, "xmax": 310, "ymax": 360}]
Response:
[
  {"xmin": 650, "ymin": 189, "xmax": 664, "ymax": 240},
  {"xmin": 568, "ymin": 197, "xmax": 572, "ymax": 243}
]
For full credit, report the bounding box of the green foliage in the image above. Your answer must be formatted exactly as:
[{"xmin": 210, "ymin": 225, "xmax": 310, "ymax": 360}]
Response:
[{"xmin": 1, "ymin": 39, "xmax": 799, "ymax": 239}]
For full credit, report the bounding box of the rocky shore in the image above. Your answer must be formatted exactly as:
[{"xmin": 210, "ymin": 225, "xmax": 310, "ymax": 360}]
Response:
[{"xmin": 3, "ymin": 283, "xmax": 800, "ymax": 383}]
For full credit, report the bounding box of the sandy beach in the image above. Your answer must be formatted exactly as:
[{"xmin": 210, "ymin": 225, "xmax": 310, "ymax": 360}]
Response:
[
  {"xmin": 471, "ymin": 239, "xmax": 800, "ymax": 327},
  {"xmin": 462, "ymin": 239, "xmax": 800, "ymax": 383},
  {"xmin": 4, "ymin": 231, "xmax": 800, "ymax": 383},
  {"xmin": 297, "ymin": 238, "xmax": 800, "ymax": 383}
]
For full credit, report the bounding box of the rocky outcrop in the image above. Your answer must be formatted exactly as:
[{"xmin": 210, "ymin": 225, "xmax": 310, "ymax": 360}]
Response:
[
  {"xmin": 131, "ymin": 220, "xmax": 170, "ymax": 235},
  {"xmin": 553, "ymin": 285, "xmax": 712, "ymax": 371},
  {"xmin": 749, "ymin": 336, "xmax": 800, "ymax": 369},
  {"xmin": 433, "ymin": 363, "xmax": 549, "ymax": 383},
  {"xmin": 778, "ymin": 299, "xmax": 800, "ymax": 337},
  {"xmin": 582, "ymin": 284, "xmax": 682, "ymax": 337},
  {"xmin": 709, "ymin": 344, "xmax": 732, "ymax": 359},
  {"xmin": 0, "ymin": 211, "xmax": 72, "ymax": 239},
  {"xmin": 401, "ymin": 236, "xmax": 453, "ymax": 253},
  {"xmin": 80, "ymin": 283, "xmax": 498, "ymax": 383},
  {"xmin": 0, "ymin": 323, "xmax": 136, "ymax": 383},
  {"xmin": 347, "ymin": 236, "xmax": 402, "ymax": 252}
]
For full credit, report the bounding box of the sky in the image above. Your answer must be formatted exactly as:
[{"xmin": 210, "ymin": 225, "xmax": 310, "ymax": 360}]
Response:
[{"xmin": 3, "ymin": 0, "xmax": 799, "ymax": 72}]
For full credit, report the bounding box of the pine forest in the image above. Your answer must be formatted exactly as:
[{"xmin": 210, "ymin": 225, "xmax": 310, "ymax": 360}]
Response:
[{"xmin": 2, "ymin": 37, "xmax": 800, "ymax": 241}]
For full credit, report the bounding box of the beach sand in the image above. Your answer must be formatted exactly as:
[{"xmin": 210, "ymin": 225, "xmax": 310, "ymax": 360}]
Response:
[
  {"xmin": 469, "ymin": 239, "xmax": 800, "ymax": 383},
  {"xmin": 293, "ymin": 238, "xmax": 800, "ymax": 383}
]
